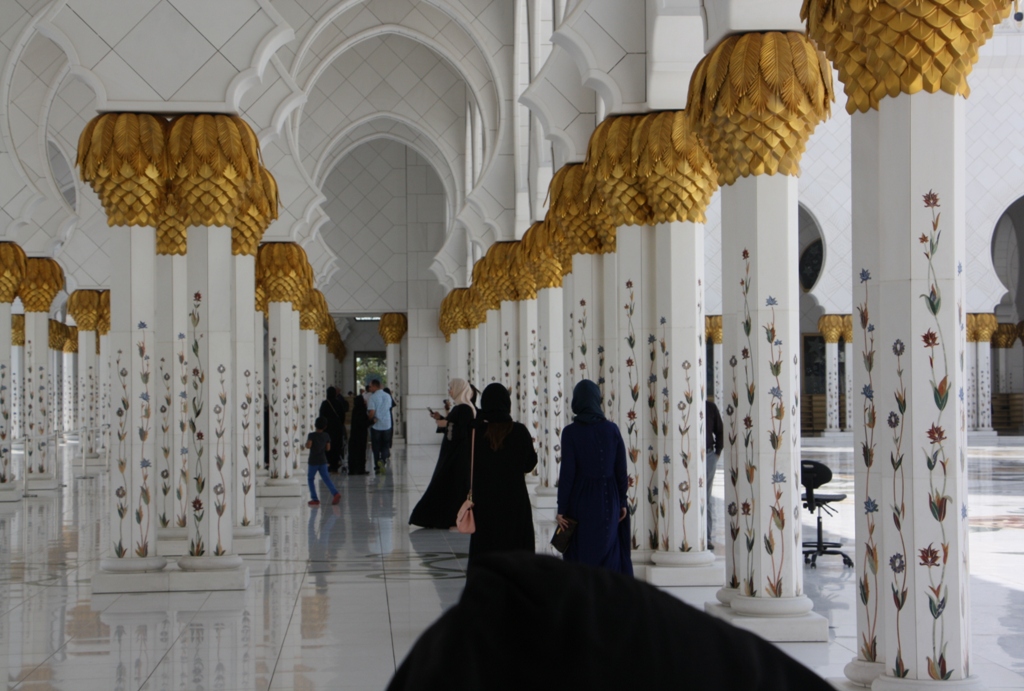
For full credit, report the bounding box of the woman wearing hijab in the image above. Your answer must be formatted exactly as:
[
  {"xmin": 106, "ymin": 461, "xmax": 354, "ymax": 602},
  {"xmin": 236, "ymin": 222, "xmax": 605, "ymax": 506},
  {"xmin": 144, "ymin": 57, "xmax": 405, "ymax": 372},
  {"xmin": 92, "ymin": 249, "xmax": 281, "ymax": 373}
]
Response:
[
  {"xmin": 348, "ymin": 393, "xmax": 371, "ymax": 475},
  {"xmin": 556, "ymin": 379, "xmax": 633, "ymax": 575},
  {"xmin": 410, "ymin": 379, "xmax": 476, "ymax": 528},
  {"xmin": 468, "ymin": 383, "xmax": 538, "ymax": 564}
]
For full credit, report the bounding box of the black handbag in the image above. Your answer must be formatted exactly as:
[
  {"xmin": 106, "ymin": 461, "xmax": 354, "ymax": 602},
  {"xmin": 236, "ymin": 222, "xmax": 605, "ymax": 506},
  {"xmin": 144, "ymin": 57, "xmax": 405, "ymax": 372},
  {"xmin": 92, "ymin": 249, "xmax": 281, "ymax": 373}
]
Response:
[{"xmin": 550, "ymin": 518, "xmax": 578, "ymax": 553}]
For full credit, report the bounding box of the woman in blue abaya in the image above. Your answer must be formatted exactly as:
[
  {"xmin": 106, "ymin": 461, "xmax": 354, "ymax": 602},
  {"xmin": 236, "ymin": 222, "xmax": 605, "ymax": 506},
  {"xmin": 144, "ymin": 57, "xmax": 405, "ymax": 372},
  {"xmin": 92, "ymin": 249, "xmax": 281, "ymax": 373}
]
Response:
[{"xmin": 556, "ymin": 379, "xmax": 633, "ymax": 576}]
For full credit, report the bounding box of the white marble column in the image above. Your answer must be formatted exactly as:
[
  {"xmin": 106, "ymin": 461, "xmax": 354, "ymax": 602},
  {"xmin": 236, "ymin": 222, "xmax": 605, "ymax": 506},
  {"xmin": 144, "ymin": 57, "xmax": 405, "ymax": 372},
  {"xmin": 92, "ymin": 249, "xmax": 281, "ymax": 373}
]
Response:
[
  {"xmin": 843, "ymin": 322, "xmax": 854, "ymax": 431},
  {"xmin": 825, "ymin": 343, "xmax": 840, "ymax": 432},
  {"xmin": 61, "ymin": 342, "xmax": 76, "ymax": 439},
  {"xmin": 518, "ymin": 298, "xmax": 539, "ymax": 444},
  {"xmin": 11, "ymin": 317, "xmax": 22, "ymax": 443},
  {"xmin": 647, "ymin": 221, "xmax": 719, "ymax": 586},
  {"xmin": 710, "ymin": 174, "xmax": 821, "ymax": 637},
  {"xmin": 299, "ymin": 327, "xmax": 318, "ymax": 436},
  {"xmin": 254, "ymin": 307, "xmax": 265, "ymax": 478},
  {"xmin": 533, "ymin": 286, "xmax": 565, "ymax": 507},
  {"xmin": 0, "ymin": 302, "xmax": 15, "ymax": 502},
  {"xmin": 178, "ymin": 226, "xmax": 242, "ymax": 573},
  {"xmin": 467, "ymin": 326, "xmax": 479, "ymax": 385},
  {"xmin": 385, "ymin": 341, "xmax": 402, "ymax": 436},
  {"xmin": 499, "ymin": 302, "xmax": 518, "ymax": 395},
  {"xmin": 262, "ymin": 301, "xmax": 300, "ymax": 496},
  {"xmin": 232, "ymin": 253, "xmax": 262, "ymax": 552},
  {"xmin": 849, "ymin": 93, "xmax": 975, "ymax": 689},
  {"xmin": 484, "ymin": 309, "xmax": 501, "ymax": 385},
  {"xmin": 97, "ymin": 293, "xmax": 111, "ymax": 461},
  {"xmin": 77, "ymin": 326, "xmax": 100, "ymax": 461},
  {"xmin": 155, "ymin": 254, "xmax": 190, "ymax": 550},
  {"xmin": 453, "ymin": 328, "xmax": 470, "ymax": 382},
  {"xmin": 612, "ymin": 225, "xmax": 655, "ymax": 565},
  {"xmin": 569, "ymin": 254, "xmax": 599, "ymax": 390},
  {"xmin": 600, "ymin": 250, "xmax": 618, "ymax": 420},
  {"xmin": 23, "ymin": 311, "xmax": 57, "ymax": 491},
  {"xmin": 98, "ymin": 226, "xmax": 166, "ymax": 576},
  {"xmin": 971, "ymin": 315, "xmax": 996, "ymax": 435},
  {"xmin": 965, "ymin": 339, "xmax": 978, "ymax": 430},
  {"xmin": 708, "ymin": 319, "xmax": 724, "ymax": 407}
]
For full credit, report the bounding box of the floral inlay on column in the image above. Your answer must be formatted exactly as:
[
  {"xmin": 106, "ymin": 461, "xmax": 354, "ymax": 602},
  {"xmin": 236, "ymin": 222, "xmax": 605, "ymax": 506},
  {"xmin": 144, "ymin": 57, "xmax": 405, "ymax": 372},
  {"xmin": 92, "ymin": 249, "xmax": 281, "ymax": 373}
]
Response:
[
  {"xmin": 726, "ymin": 354, "xmax": 741, "ymax": 589},
  {"xmin": 677, "ymin": 359, "xmax": 695, "ymax": 552},
  {"xmin": 856, "ymin": 268, "xmax": 881, "ymax": 664},
  {"xmin": 0, "ymin": 364, "xmax": 9, "ymax": 484},
  {"xmin": 888, "ymin": 335, "xmax": 909, "ymax": 678},
  {"xmin": 763, "ymin": 295, "xmax": 788, "ymax": 598},
  {"xmin": 738, "ymin": 250, "xmax": 758, "ymax": 597},
  {"xmin": 918, "ymin": 190, "xmax": 956, "ymax": 681},
  {"xmin": 269, "ymin": 337, "xmax": 280, "ymax": 477},
  {"xmin": 159, "ymin": 358, "xmax": 172, "ymax": 528},
  {"xmin": 623, "ymin": 279, "xmax": 641, "ymax": 548},
  {"xmin": 239, "ymin": 369, "xmax": 253, "ymax": 526},
  {"xmin": 135, "ymin": 324, "xmax": 153, "ymax": 557},
  {"xmin": 213, "ymin": 363, "xmax": 228, "ymax": 555},
  {"xmin": 176, "ymin": 332, "xmax": 188, "ymax": 528},
  {"xmin": 114, "ymin": 349, "xmax": 130, "ymax": 557},
  {"xmin": 188, "ymin": 293, "xmax": 207, "ymax": 557}
]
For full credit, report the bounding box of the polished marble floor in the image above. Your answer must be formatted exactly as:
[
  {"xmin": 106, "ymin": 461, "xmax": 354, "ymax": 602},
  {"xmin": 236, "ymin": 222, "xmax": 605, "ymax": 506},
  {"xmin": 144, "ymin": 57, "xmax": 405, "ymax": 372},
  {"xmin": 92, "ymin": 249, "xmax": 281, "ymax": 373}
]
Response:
[{"xmin": 0, "ymin": 441, "xmax": 1023, "ymax": 690}]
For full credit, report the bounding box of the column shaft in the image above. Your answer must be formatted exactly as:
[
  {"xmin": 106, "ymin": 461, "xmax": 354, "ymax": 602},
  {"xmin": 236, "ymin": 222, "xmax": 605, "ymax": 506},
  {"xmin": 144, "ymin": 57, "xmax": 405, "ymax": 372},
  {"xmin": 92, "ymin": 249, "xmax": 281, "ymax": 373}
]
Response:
[
  {"xmin": 718, "ymin": 175, "xmax": 810, "ymax": 616},
  {"xmin": 233, "ymin": 255, "xmax": 258, "ymax": 534},
  {"xmin": 24, "ymin": 313, "xmax": 55, "ymax": 487},
  {"xmin": 77, "ymin": 329, "xmax": 98, "ymax": 458},
  {"xmin": 180, "ymin": 226, "xmax": 237, "ymax": 565},
  {"xmin": 517, "ymin": 299, "xmax": 539, "ymax": 441},
  {"xmin": 266, "ymin": 302, "xmax": 297, "ymax": 486},
  {"xmin": 103, "ymin": 226, "xmax": 165, "ymax": 570},
  {"xmin": 0, "ymin": 303, "xmax": 14, "ymax": 498},
  {"xmin": 536, "ymin": 287, "xmax": 564, "ymax": 495},
  {"xmin": 977, "ymin": 341, "xmax": 992, "ymax": 430},
  {"xmin": 155, "ymin": 254, "xmax": 190, "ymax": 535},
  {"xmin": 826, "ymin": 341, "xmax": 840, "ymax": 431}
]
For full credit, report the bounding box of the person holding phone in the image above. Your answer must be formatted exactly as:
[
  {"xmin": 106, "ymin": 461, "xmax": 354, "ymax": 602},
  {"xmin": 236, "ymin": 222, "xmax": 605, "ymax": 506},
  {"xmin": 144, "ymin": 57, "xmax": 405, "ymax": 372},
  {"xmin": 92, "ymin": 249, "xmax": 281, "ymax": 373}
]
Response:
[{"xmin": 410, "ymin": 378, "xmax": 476, "ymax": 528}]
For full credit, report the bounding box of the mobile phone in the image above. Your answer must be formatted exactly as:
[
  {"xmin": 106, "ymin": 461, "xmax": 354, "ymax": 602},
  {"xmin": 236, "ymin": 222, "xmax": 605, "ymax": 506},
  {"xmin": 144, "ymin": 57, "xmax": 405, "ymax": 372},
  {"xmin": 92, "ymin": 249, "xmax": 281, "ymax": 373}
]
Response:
[{"xmin": 428, "ymin": 407, "xmax": 435, "ymax": 415}]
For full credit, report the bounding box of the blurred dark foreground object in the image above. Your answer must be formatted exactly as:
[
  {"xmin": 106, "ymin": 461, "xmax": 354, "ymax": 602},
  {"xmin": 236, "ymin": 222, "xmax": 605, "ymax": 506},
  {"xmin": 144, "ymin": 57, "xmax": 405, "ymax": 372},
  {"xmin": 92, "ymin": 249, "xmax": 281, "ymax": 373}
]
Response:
[{"xmin": 387, "ymin": 552, "xmax": 832, "ymax": 691}]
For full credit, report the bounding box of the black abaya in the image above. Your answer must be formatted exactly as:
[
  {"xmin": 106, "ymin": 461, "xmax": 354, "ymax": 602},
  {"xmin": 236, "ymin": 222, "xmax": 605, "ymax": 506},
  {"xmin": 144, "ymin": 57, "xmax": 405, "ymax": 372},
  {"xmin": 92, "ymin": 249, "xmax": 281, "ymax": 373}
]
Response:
[
  {"xmin": 319, "ymin": 397, "xmax": 345, "ymax": 472},
  {"xmin": 348, "ymin": 398, "xmax": 370, "ymax": 474},
  {"xmin": 409, "ymin": 404, "xmax": 473, "ymax": 528},
  {"xmin": 467, "ymin": 422, "xmax": 537, "ymax": 561}
]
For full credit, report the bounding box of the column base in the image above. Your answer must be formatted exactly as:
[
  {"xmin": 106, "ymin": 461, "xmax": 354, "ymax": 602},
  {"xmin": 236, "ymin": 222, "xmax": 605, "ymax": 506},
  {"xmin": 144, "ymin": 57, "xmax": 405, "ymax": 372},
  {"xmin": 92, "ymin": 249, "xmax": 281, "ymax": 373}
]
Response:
[
  {"xmin": 704, "ymin": 599, "xmax": 828, "ymax": 642},
  {"xmin": 156, "ymin": 528, "xmax": 189, "ymax": 557},
  {"xmin": 25, "ymin": 475, "xmax": 59, "ymax": 492},
  {"xmin": 871, "ymin": 675, "xmax": 983, "ymax": 691},
  {"xmin": 92, "ymin": 561, "xmax": 249, "ymax": 594},
  {"xmin": 968, "ymin": 429, "xmax": 1000, "ymax": 447},
  {"xmin": 63, "ymin": 433, "xmax": 81, "ymax": 443},
  {"xmin": 525, "ymin": 472, "xmax": 540, "ymax": 485},
  {"xmin": 530, "ymin": 486, "xmax": 558, "ymax": 510},
  {"xmin": 0, "ymin": 484, "xmax": 22, "ymax": 502},
  {"xmin": 178, "ymin": 554, "xmax": 245, "ymax": 571},
  {"xmin": 233, "ymin": 526, "xmax": 270, "ymax": 555},
  {"xmin": 12, "ymin": 440, "xmax": 24, "ymax": 452},
  {"xmin": 257, "ymin": 478, "xmax": 302, "ymax": 498},
  {"xmin": 845, "ymin": 659, "xmax": 885, "ymax": 688},
  {"xmin": 645, "ymin": 551, "xmax": 723, "ymax": 586}
]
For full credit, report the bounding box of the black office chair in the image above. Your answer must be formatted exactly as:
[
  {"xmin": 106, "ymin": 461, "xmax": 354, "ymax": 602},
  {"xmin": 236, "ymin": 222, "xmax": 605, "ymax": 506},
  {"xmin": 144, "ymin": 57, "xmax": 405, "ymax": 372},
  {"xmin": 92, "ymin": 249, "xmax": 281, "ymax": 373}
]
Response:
[{"xmin": 801, "ymin": 460, "xmax": 853, "ymax": 568}]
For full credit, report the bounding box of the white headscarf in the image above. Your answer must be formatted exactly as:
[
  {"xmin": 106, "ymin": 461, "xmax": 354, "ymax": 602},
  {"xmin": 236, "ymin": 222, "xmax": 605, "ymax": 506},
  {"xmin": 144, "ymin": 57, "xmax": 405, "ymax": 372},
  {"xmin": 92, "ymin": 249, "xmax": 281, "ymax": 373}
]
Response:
[{"xmin": 449, "ymin": 378, "xmax": 476, "ymax": 415}]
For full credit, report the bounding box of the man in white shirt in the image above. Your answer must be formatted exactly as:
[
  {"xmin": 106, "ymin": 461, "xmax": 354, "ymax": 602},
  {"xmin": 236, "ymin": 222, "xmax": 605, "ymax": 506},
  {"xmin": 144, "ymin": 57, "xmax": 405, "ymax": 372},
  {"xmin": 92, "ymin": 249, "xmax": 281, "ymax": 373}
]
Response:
[{"xmin": 366, "ymin": 378, "xmax": 393, "ymax": 474}]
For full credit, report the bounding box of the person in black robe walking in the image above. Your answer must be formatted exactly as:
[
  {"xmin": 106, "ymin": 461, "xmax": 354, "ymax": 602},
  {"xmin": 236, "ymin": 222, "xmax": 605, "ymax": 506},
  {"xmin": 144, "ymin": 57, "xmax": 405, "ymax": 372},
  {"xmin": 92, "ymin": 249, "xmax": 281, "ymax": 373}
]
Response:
[
  {"xmin": 319, "ymin": 387, "xmax": 347, "ymax": 473},
  {"xmin": 348, "ymin": 394, "xmax": 370, "ymax": 475},
  {"xmin": 410, "ymin": 378, "xmax": 475, "ymax": 528},
  {"xmin": 556, "ymin": 379, "xmax": 633, "ymax": 575},
  {"xmin": 467, "ymin": 383, "xmax": 537, "ymax": 565}
]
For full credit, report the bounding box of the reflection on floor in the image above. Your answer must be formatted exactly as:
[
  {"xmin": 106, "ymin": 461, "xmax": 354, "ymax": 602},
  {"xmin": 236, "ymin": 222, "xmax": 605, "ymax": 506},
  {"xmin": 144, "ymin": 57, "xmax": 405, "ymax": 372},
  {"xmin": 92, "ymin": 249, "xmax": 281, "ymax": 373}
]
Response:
[{"xmin": 0, "ymin": 442, "xmax": 1022, "ymax": 690}]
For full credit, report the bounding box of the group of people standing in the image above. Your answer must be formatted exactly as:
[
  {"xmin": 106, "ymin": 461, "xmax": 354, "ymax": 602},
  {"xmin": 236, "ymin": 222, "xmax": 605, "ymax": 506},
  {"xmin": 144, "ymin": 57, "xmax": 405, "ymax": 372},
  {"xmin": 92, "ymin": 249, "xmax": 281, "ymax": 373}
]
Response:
[
  {"xmin": 409, "ymin": 377, "xmax": 727, "ymax": 578},
  {"xmin": 306, "ymin": 380, "xmax": 398, "ymax": 505}
]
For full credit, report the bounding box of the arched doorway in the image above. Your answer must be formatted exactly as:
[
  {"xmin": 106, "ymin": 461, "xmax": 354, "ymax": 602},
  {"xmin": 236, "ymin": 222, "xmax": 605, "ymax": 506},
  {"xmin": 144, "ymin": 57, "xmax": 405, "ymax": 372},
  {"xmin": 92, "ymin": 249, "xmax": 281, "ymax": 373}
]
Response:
[{"xmin": 990, "ymin": 197, "xmax": 1024, "ymax": 432}]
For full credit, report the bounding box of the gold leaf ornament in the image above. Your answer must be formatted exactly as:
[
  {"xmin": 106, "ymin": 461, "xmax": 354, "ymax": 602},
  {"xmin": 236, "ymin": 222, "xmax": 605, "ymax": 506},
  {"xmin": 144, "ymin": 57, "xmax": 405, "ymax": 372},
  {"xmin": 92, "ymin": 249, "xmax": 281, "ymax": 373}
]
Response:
[
  {"xmin": 64, "ymin": 325, "xmax": 79, "ymax": 353},
  {"xmin": 18, "ymin": 258, "xmax": 65, "ymax": 313},
  {"xmin": 11, "ymin": 314, "xmax": 24, "ymax": 347},
  {"xmin": 508, "ymin": 241, "xmax": 537, "ymax": 300},
  {"xmin": 522, "ymin": 221, "xmax": 563, "ymax": 290},
  {"xmin": 379, "ymin": 313, "xmax": 408, "ymax": 345},
  {"xmin": 632, "ymin": 110, "xmax": 719, "ymax": 225},
  {"xmin": 803, "ymin": 0, "xmax": 1011, "ymax": 113},
  {"xmin": 255, "ymin": 242, "xmax": 311, "ymax": 310},
  {"xmin": 583, "ymin": 115, "xmax": 645, "ymax": 248},
  {"xmin": 0, "ymin": 242, "xmax": 27, "ymax": 304},
  {"xmin": 548, "ymin": 164, "xmax": 593, "ymax": 257},
  {"xmin": 686, "ymin": 31, "xmax": 835, "ymax": 185},
  {"xmin": 67, "ymin": 290, "xmax": 102, "ymax": 331},
  {"xmin": 77, "ymin": 113, "xmax": 169, "ymax": 227},
  {"xmin": 97, "ymin": 290, "xmax": 111, "ymax": 336}
]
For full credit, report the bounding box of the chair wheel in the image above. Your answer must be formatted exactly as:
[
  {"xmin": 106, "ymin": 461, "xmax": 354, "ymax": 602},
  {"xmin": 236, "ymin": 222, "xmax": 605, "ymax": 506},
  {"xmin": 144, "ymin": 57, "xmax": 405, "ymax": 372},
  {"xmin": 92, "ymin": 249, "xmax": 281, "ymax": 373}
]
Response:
[{"xmin": 843, "ymin": 556, "xmax": 854, "ymax": 568}]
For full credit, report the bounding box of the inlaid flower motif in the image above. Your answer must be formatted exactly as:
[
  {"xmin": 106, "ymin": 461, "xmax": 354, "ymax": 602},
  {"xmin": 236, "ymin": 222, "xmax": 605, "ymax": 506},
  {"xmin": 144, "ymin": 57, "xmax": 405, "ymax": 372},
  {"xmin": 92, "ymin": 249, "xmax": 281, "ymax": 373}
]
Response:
[
  {"xmin": 214, "ymin": 483, "xmax": 225, "ymax": 496},
  {"xmin": 771, "ymin": 472, "xmax": 786, "ymax": 484},
  {"xmin": 196, "ymin": 432, "xmax": 204, "ymax": 441},
  {"xmin": 217, "ymin": 365, "xmax": 225, "ymax": 374},
  {"xmin": 194, "ymin": 292, "xmax": 202, "ymax": 301},
  {"xmin": 887, "ymin": 412, "xmax": 900, "ymax": 429},
  {"xmin": 161, "ymin": 469, "xmax": 170, "ymax": 479},
  {"xmin": 925, "ymin": 424, "xmax": 946, "ymax": 444},
  {"xmin": 140, "ymin": 459, "xmax": 151, "ymax": 468},
  {"xmin": 138, "ymin": 322, "xmax": 147, "ymax": 330},
  {"xmin": 861, "ymin": 385, "xmax": 874, "ymax": 400},
  {"xmin": 728, "ymin": 502, "xmax": 738, "ymax": 517},
  {"xmin": 729, "ymin": 356, "xmax": 738, "ymax": 367},
  {"xmin": 889, "ymin": 553, "xmax": 906, "ymax": 574},
  {"xmin": 859, "ymin": 269, "xmax": 871, "ymax": 283},
  {"xmin": 741, "ymin": 501, "xmax": 751, "ymax": 516},
  {"xmin": 192, "ymin": 498, "xmax": 203, "ymax": 511},
  {"xmin": 741, "ymin": 348, "xmax": 749, "ymax": 360},
  {"xmin": 922, "ymin": 190, "xmax": 940, "ymax": 208},
  {"xmin": 921, "ymin": 330, "xmax": 939, "ymax": 348},
  {"xmin": 765, "ymin": 296, "xmax": 778, "ymax": 306},
  {"xmin": 918, "ymin": 544, "xmax": 940, "ymax": 567},
  {"xmin": 241, "ymin": 468, "xmax": 250, "ymax": 478},
  {"xmin": 864, "ymin": 497, "xmax": 879, "ymax": 514},
  {"xmin": 892, "ymin": 340, "xmax": 905, "ymax": 356},
  {"xmin": 115, "ymin": 486, "xmax": 126, "ymax": 498}
]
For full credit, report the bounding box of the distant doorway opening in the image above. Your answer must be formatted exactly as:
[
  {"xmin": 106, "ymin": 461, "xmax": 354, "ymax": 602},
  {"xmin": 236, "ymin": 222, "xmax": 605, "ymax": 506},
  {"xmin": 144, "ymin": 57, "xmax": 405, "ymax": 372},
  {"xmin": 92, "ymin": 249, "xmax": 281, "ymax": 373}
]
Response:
[{"xmin": 355, "ymin": 351, "xmax": 387, "ymax": 391}]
